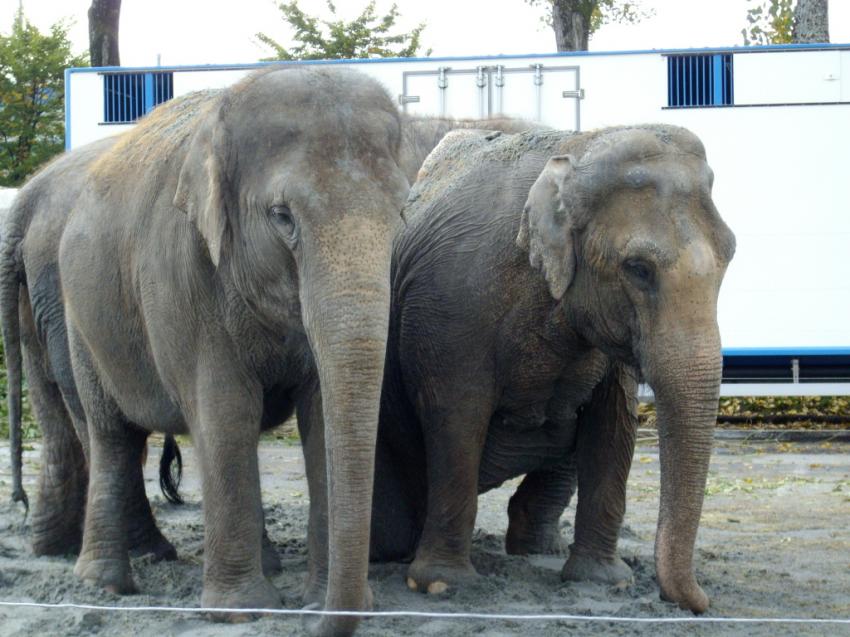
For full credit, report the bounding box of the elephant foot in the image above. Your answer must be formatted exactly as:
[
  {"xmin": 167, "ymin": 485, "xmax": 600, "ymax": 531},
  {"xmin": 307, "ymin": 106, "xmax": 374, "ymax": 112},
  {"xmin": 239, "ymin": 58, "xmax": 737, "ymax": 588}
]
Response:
[
  {"xmin": 505, "ymin": 519, "xmax": 567, "ymax": 556},
  {"xmin": 128, "ymin": 529, "xmax": 177, "ymax": 562},
  {"xmin": 201, "ymin": 576, "xmax": 283, "ymax": 622},
  {"xmin": 30, "ymin": 474, "xmax": 87, "ymax": 556},
  {"xmin": 30, "ymin": 512, "xmax": 83, "ymax": 556},
  {"xmin": 406, "ymin": 555, "xmax": 477, "ymax": 594},
  {"xmin": 74, "ymin": 555, "xmax": 138, "ymax": 595},
  {"xmin": 561, "ymin": 547, "xmax": 633, "ymax": 586},
  {"xmin": 261, "ymin": 528, "xmax": 282, "ymax": 576}
]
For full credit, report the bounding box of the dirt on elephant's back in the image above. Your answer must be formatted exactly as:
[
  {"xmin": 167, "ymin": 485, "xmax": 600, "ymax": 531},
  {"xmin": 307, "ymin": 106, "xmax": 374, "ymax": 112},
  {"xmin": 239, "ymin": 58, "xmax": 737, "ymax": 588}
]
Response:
[{"xmin": 0, "ymin": 440, "xmax": 848, "ymax": 636}]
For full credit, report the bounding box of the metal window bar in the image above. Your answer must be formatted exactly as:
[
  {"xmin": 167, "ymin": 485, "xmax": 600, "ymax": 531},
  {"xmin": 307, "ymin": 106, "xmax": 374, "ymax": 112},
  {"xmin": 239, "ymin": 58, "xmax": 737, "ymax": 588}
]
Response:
[{"xmin": 103, "ymin": 72, "xmax": 174, "ymax": 123}]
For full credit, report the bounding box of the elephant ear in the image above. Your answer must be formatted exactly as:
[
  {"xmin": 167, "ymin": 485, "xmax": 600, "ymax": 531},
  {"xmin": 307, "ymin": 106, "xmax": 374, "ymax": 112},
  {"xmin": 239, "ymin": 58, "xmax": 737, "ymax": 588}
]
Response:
[
  {"xmin": 516, "ymin": 154, "xmax": 576, "ymax": 300},
  {"xmin": 173, "ymin": 107, "xmax": 229, "ymax": 267}
]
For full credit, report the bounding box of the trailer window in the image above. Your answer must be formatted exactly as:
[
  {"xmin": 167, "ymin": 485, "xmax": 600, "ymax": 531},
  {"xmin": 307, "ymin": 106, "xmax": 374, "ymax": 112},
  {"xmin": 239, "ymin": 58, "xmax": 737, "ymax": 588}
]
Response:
[
  {"xmin": 102, "ymin": 72, "xmax": 174, "ymax": 124},
  {"xmin": 667, "ymin": 54, "xmax": 733, "ymax": 108}
]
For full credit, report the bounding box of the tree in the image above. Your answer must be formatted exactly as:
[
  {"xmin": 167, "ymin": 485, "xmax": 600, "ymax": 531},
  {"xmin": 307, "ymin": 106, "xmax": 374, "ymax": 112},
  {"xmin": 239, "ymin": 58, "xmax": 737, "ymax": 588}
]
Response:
[
  {"xmin": 88, "ymin": 0, "xmax": 122, "ymax": 66},
  {"xmin": 0, "ymin": 10, "xmax": 88, "ymax": 187},
  {"xmin": 257, "ymin": 1, "xmax": 429, "ymax": 61},
  {"xmin": 792, "ymin": 0, "xmax": 829, "ymax": 43},
  {"xmin": 742, "ymin": 0, "xmax": 795, "ymax": 45},
  {"xmin": 742, "ymin": 0, "xmax": 829, "ymax": 45},
  {"xmin": 525, "ymin": 0, "xmax": 653, "ymax": 52}
]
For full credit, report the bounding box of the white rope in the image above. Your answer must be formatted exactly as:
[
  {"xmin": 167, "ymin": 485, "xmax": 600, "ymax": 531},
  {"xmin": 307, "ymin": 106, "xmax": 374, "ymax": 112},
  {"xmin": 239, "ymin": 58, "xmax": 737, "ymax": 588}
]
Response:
[{"xmin": 0, "ymin": 600, "xmax": 848, "ymax": 624}]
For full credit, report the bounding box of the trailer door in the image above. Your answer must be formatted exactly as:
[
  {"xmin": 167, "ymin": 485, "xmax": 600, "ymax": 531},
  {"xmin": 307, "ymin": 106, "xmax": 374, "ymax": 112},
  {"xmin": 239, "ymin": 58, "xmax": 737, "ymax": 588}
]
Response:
[
  {"xmin": 400, "ymin": 63, "xmax": 582, "ymax": 129},
  {"xmin": 493, "ymin": 64, "xmax": 581, "ymax": 130}
]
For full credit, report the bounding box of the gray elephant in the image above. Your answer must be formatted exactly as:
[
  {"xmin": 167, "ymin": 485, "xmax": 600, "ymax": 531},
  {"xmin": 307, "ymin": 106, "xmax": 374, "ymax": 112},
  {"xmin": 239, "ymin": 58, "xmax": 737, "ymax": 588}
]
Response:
[
  {"xmin": 2, "ymin": 109, "xmax": 541, "ymax": 545},
  {"xmin": 367, "ymin": 125, "xmax": 735, "ymax": 612},
  {"xmin": 9, "ymin": 66, "xmax": 411, "ymax": 637},
  {"xmin": 1, "ymin": 68, "xmax": 545, "ymax": 635}
]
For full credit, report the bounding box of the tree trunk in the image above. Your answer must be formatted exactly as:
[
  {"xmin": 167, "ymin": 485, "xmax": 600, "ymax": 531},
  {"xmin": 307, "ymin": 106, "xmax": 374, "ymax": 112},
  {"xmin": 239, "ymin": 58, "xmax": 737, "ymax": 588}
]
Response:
[
  {"xmin": 551, "ymin": 0, "xmax": 592, "ymax": 52},
  {"xmin": 792, "ymin": 0, "xmax": 829, "ymax": 43},
  {"xmin": 88, "ymin": 0, "xmax": 122, "ymax": 66}
]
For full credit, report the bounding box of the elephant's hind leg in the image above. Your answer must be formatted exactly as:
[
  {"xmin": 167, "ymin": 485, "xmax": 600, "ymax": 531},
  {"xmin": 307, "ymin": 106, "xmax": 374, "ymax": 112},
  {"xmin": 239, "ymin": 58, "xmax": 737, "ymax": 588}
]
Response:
[
  {"xmin": 126, "ymin": 431, "xmax": 177, "ymax": 563},
  {"xmin": 505, "ymin": 457, "xmax": 576, "ymax": 556},
  {"xmin": 19, "ymin": 294, "xmax": 87, "ymax": 556}
]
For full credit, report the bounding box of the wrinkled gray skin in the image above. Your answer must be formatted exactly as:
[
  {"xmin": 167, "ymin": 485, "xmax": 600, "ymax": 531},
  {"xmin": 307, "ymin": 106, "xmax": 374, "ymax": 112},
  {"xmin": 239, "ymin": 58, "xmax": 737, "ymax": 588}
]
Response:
[
  {"xmin": 370, "ymin": 126, "xmax": 735, "ymax": 612},
  {"xmin": 0, "ymin": 135, "xmax": 181, "ymax": 562},
  {"xmin": 2, "ymin": 103, "xmax": 544, "ymax": 592},
  {"xmin": 55, "ymin": 66, "xmax": 408, "ymax": 637}
]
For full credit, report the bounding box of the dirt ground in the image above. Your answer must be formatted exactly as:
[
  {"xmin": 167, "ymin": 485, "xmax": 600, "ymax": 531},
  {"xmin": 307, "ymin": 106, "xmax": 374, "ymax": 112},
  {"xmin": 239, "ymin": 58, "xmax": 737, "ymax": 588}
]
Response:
[{"xmin": 1, "ymin": 435, "xmax": 848, "ymax": 637}]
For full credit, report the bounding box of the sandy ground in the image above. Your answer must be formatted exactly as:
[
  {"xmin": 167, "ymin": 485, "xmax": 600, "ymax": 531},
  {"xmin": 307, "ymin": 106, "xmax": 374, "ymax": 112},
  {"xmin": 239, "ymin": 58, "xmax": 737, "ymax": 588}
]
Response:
[{"xmin": 1, "ymin": 436, "xmax": 848, "ymax": 637}]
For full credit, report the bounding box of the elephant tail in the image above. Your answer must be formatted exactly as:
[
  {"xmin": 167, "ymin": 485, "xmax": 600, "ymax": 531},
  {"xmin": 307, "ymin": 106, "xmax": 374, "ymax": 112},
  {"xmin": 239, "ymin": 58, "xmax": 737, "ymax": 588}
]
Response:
[
  {"xmin": 0, "ymin": 218, "xmax": 27, "ymax": 515},
  {"xmin": 159, "ymin": 433, "xmax": 184, "ymax": 504}
]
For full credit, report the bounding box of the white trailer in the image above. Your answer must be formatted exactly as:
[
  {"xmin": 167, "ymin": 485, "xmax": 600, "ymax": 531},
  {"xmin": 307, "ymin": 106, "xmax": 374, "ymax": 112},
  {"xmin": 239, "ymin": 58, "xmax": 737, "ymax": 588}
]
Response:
[{"xmin": 63, "ymin": 44, "xmax": 850, "ymax": 395}]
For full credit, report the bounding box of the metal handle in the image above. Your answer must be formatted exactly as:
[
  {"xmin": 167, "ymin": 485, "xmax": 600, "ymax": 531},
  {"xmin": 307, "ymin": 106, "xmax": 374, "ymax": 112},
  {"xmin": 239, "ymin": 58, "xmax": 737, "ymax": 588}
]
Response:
[
  {"xmin": 399, "ymin": 95, "xmax": 420, "ymax": 104},
  {"xmin": 561, "ymin": 89, "xmax": 585, "ymax": 99}
]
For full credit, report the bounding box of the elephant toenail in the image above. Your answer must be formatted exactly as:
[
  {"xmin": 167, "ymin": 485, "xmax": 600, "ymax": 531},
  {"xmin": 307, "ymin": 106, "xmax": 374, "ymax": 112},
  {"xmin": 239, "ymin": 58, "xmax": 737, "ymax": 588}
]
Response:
[{"xmin": 427, "ymin": 581, "xmax": 448, "ymax": 594}]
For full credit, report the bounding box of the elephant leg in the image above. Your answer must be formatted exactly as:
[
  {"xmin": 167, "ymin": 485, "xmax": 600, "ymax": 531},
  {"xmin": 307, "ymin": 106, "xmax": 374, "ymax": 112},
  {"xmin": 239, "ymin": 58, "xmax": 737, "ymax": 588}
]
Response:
[
  {"xmin": 21, "ymin": 350, "xmax": 87, "ymax": 556},
  {"xmin": 406, "ymin": 401, "xmax": 490, "ymax": 594},
  {"xmin": 261, "ymin": 515, "xmax": 283, "ymax": 577},
  {"xmin": 17, "ymin": 293, "xmax": 87, "ymax": 555},
  {"xmin": 505, "ymin": 455, "xmax": 576, "ymax": 556},
  {"xmin": 194, "ymin": 365, "xmax": 280, "ymax": 615},
  {"xmin": 125, "ymin": 431, "xmax": 177, "ymax": 563},
  {"xmin": 562, "ymin": 363, "xmax": 638, "ymax": 585},
  {"xmin": 73, "ymin": 415, "xmax": 140, "ymax": 593},
  {"xmin": 297, "ymin": 385, "xmax": 331, "ymax": 607}
]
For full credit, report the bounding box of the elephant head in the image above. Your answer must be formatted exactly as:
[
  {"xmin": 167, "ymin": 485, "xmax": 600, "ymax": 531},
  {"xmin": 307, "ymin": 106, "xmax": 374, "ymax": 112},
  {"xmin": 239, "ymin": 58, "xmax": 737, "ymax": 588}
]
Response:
[
  {"xmin": 517, "ymin": 125, "xmax": 736, "ymax": 612},
  {"xmin": 174, "ymin": 67, "xmax": 409, "ymax": 635}
]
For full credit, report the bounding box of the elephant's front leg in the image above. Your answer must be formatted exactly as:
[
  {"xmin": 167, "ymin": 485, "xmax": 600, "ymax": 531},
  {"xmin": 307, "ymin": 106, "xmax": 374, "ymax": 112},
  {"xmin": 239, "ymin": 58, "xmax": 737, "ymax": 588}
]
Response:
[
  {"xmin": 562, "ymin": 362, "xmax": 638, "ymax": 585},
  {"xmin": 296, "ymin": 385, "xmax": 331, "ymax": 607},
  {"xmin": 407, "ymin": 399, "xmax": 491, "ymax": 595},
  {"xmin": 194, "ymin": 368, "xmax": 281, "ymax": 615}
]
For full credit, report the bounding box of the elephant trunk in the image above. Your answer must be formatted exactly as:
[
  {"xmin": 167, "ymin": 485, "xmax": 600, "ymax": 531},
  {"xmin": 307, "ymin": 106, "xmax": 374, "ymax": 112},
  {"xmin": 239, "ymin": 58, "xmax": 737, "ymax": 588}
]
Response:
[
  {"xmin": 647, "ymin": 335, "xmax": 722, "ymax": 613},
  {"xmin": 301, "ymin": 256, "xmax": 392, "ymax": 637}
]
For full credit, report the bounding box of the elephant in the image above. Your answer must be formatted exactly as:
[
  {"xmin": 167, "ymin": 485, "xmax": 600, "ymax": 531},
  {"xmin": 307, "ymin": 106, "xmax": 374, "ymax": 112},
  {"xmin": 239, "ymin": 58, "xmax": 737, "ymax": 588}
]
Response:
[
  {"xmin": 1, "ymin": 66, "xmax": 544, "ymax": 635},
  {"xmin": 3, "ymin": 111, "xmax": 542, "ymax": 555},
  {"xmin": 2, "ymin": 65, "xmax": 413, "ymax": 637},
  {"xmin": 366, "ymin": 125, "xmax": 736, "ymax": 612}
]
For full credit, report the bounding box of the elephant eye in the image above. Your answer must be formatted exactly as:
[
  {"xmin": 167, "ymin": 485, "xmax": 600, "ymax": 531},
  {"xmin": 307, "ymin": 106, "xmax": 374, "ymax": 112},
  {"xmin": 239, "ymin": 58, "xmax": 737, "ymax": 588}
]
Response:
[
  {"xmin": 269, "ymin": 204, "xmax": 298, "ymax": 243},
  {"xmin": 623, "ymin": 258, "xmax": 655, "ymax": 287}
]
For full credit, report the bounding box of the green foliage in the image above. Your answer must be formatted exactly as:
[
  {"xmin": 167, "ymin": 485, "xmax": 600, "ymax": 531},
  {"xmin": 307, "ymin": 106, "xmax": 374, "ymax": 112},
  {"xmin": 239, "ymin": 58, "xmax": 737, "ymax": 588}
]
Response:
[
  {"xmin": 525, "ymin": 0, "xmax": 654, "ymax": 37},
  {"xmin": 0, "ymin": 9, "xmax": 88, "ymax": 187},
  {"xmin": 0, "ymin": 336, "xmax": 38, "ymax": 440},
  {"xmin": 257, "ymin": 1, "xmax": 429, "ymax": 61},
  {"xmin": 742, "ymin": 0, "xmax": 795, "ymax": 46}
]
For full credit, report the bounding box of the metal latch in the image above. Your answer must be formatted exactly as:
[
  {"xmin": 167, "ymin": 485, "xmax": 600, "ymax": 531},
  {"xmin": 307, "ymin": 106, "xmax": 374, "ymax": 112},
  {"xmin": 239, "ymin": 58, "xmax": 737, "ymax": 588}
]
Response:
[{"xmin": 562, "ymin": 89, "xmax": 585, "ymax": 99}]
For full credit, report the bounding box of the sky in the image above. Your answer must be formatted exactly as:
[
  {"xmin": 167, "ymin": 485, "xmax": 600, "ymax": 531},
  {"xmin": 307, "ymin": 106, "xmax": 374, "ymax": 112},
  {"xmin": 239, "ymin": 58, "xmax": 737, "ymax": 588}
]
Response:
[{"xmin": 2, "ymin": 0, "xmax": 849, "ymax": 67}]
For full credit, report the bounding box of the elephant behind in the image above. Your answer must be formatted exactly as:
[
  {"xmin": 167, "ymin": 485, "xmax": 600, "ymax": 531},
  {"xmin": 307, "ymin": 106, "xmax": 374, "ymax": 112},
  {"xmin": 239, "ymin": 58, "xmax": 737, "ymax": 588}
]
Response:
[{"xmin": 371, "ymin": 125, "xmax": 735, "ymax": 611}]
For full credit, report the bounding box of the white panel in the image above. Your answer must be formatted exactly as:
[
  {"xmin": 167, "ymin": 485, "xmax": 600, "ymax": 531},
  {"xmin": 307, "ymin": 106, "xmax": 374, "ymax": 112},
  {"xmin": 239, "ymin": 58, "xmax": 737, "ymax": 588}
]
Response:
[
  {"xmin": 661, "ymin": 104, "xmax": 850, "ymax": 350},
  {"xmin": 172, "ymin": 69, "xmax": 250, "ymax": 95},
  {"xmin": 842, "ymin": 51, "xmax": 850, "ymax": 102},
  {"xmin": 733, "ymin": 51, "xmax": 841, "ymax": 105}
]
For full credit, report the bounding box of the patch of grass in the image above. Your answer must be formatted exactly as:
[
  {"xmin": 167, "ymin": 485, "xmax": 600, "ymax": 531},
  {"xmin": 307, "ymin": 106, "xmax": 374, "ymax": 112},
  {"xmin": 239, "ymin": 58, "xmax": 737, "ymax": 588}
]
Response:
[{"xmin": 704, "ymin": 474, "xmax": 820, "ymax": 496}]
